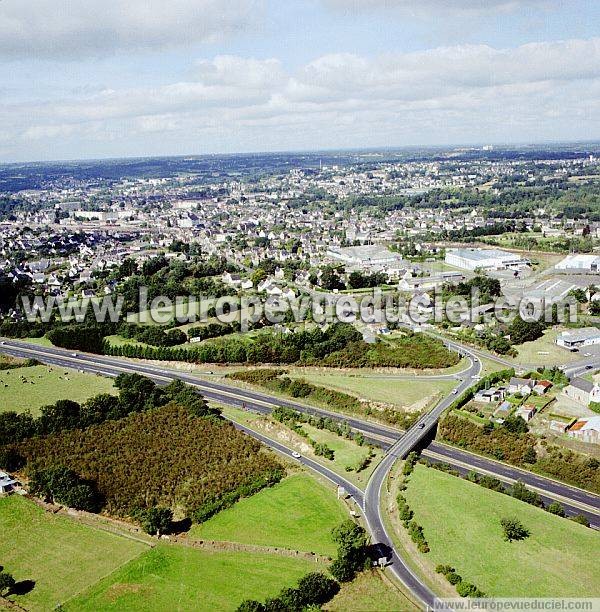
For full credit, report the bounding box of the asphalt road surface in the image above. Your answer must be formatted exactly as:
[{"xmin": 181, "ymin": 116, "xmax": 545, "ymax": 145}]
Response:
[
  {"xmin": 1, "ymin": 339, "xmax": 597, "ymax": 520},
  {"xmin": 2, "ymin": 338, "xmax": 599, "ymax": 609}
]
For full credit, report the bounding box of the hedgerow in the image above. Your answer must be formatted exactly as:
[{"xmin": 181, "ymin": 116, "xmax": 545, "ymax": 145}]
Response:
[
  {"xmin": 318, "ymin": 333, "xmax": 460, "ymax": 369},
  {"xmin": 104, "ymin": 323, "xmax": 459, "ymax": 370},
  {"xmin": 436, "ymin": 565, "xmax": 486, "ymax": 598},
  {"xmin": 229, "ymin": 369, "xmax": 364, "ymax": 415},
  {"xmin": 422, "ymin": 461, "xmax": 594, "ymax": 527},
  {"xmin": 438, "ymin": 413, "xmax": 537, "ymax": 465},
  {"xmin": 237, "ymin": 572, "xmax": 340, "ymax": 612}
]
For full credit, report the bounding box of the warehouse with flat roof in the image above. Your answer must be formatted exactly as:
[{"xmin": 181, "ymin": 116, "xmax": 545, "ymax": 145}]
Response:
[
  {"xmin": 445, "ymin": 248, "xmax": 528, "ymax": 271},
  {"xmin": 556, "ymin": 327, "xmax": 600, "ymax": 349},
  {"xmin": 327, "ymin": 245, "xmax": 403, "ymax": 266},
  {"xmin": 555, "ymin": 254, "xmax": 600, "ymax": 272}
]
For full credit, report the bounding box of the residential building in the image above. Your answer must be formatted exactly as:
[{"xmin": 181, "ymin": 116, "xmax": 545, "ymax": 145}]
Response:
[
  {"xmin": 532, "ymin": 380, "xmax": 553, "ymax": 395},
  {"xmin": 563, "ymin": 379, "xmax": 600, "ymax": 406},
  {"xmin": 566, "ymin": 416, "xmax": 600, "ymax": 444},
  {"xmin": 516, "ymin": 405, "xmax": 536, "ymax": 422},
  {"xmin": 508, "ymin": 378, "xmax": 535, "ymax": 396}
]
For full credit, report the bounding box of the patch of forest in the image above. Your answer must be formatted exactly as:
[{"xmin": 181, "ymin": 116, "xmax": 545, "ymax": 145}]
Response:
[{"xmin": 11, "ymin": 403, "xmax": 284, "ymax": 520}]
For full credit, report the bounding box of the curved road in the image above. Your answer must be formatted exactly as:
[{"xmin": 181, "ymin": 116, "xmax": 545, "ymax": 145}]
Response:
[
  {"xmin": 362, "ymin": 345, "xmax": 482, "ymax": 609},
  {"xmin": 2, "ymin": 338, "xmax": 600, "ymax": 608},
  {"xmin": 1, "ymin": 338, "xmax": 598, "ymax": 518}
]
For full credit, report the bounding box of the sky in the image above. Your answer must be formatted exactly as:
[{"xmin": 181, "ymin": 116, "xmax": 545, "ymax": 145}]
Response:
[{"xmin": 1, "ymin": 0, "xmax": 599, "ymax": 162}]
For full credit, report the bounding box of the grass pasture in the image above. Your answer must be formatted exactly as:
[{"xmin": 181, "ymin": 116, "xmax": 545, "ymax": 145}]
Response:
[
  {"xmin": 402, "ymin": 465, "xmax": 600, "ymax": 597},
  {"xmin": 0, "ymin": 495, "xmax": 147, "ymax": 611},
  {"xmin": 65, "ymin": 544, "xmax": 317, "ymax": 612},
  {"xmin": 325, "ymin": 570, "xmax": 418, "ymax": 611},
  {"xmin": 509, "ymin": 328, "xmax": 579, "ymax": 367},
  {"xmin": 189, "ymin": 474, "xmax": 347, "ymax": 557},
  {"xmin": 289, "ymin": 370, "xmax": 455, "ymax": 409},
  {"xmin": 0, "ymin": 364, "xmax": 115, "ymax": 414}
]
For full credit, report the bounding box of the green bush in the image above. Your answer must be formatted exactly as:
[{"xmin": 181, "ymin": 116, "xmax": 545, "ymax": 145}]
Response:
[
  {"xmin": 402, "ymin": 452, "xmax": 419, "ymax": 476},
  {"xmin": 407, "ymin": 520, "xmax": 430, "ymax": 553},
  {"xmin": 500, "ymin": 517, "xmax": 530, "ymax": 542},
  {"xmin": 237, "ymin": 572, "xmax": 339, "ymax": 611}
]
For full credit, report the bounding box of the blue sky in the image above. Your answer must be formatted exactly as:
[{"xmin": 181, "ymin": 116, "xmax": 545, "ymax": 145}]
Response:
[{"xmin": 1, "ymin": 0, "xmax": 599, "ymax": 162}]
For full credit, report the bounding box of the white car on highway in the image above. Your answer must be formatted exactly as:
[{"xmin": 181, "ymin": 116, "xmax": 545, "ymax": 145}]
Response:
[{"xmin": 291, "ymin": 451, "xmax": 301, "ymax": 459}]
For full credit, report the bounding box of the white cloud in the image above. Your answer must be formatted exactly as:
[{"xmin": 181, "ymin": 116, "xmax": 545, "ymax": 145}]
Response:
[
  {"xmin": 3, "ymin": 38, "xmax": 600, "ymax": 159},
  {"xmin": 0, "ymin": 0, "xmax": 262, "ymax": 58},
  {"xmin": 322, "ymin": 0, "xmax": 553, "ymax": 16}
]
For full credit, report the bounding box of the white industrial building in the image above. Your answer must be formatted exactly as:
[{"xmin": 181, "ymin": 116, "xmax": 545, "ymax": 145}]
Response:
[
  {"xmin": 556, "ymin": 327, "xmax": 600, "ymax": 350},
  {"xmin": 327, "ymin": 245, "xmax": 403, "ymax": 267},
  {"xmin": 445, "ymin": 248, "xmax": 528, "ymax": 271},
  {"xmin": 555, "ymin": 254, "xmax": 600, "ymax": 272}
]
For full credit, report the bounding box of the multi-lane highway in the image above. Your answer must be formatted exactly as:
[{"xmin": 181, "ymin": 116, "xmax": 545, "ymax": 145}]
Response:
[
  {"xmin": 361, "ymin": 343, "xmax": 483, "ymax": 608},
  {"xmin": 2, "ymin": 337, "xmax": 599, "ymax": 609},
  {"xmin": 231, "ymin": 420, "xmax": 364, "ymax": 508},
  {"xmin": 1, "ymin": 338, "xmax": 598, "ymax": 519}
]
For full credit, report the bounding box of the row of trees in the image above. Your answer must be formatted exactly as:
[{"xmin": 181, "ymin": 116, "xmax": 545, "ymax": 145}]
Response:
[
  {"xmin": 120, "ymin": 324, "xmax": 188, "ymax": 347},
  {"xmin": 106, "ymin": 322, "xmax": 370, "ymax": 366},
  {"xmin": 237, "ymin": 572, "xmax": 340, "ymax": 611},
  {"xmin": 319, "ymin": 332, "xmax": 460, "ymax": 369},
  {"xmin": 436, "ymin": 564, "xmax": 486, "ymax": 598},
  {"xmin": 233, "ymin": 370, "xmax": 364, "ymax": 416},
  {"xmin": 438, "ymin": 413, "xmax": 600, "ymax": 494},
  {"xmin": 428, "ymin": 461, "xmax": 591, "ymax": 527}
]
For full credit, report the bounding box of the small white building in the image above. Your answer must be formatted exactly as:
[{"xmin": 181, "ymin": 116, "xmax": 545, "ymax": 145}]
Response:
[
  {"xmin": 508, "ymin": 378, "xmax": 535, "ymax": 396},
  {"xmin": 0, "ymin": 472, "xmax": 18, "ymax": 495},
  {"xmin": 556, "ymin": 328, "xmax": 600, "ymax": 350},
  {"xmin": 516, "ymin": 405, "xmax": 536, "ymax": 422},
  {"xmin": 474, "ymin": 387, "xmax": 506, "ymax": 403}
]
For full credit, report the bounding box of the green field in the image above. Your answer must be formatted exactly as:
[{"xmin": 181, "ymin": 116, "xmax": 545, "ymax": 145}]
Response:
[
  {"xmin": 325, "ymin": 570, "xmax": 418, "ymax": 612},
  {"xmin": 0, "ymin": 496, "xmax": 147, "ymax": 611},
  {"xmin": 66, "ymin": 544, "xmax": 317, "ymax": 612},
  {"xmin": 190, "ymin": 474, "xmax": 347, "ymax": 557},
  {"xmin": 0, "ymin": 364, "xmax": 115, "ymax": 414},
  {"xmin": 221, "ymin": 406, "xmax": 383, "ymax": 487},
  {"xmin": 508, "ymin": 328, "xmax": 579, "ymax": 367},
  {"xmin": 301, "ymin": 422, "xmax": 374, "ymax": 472},
  {"xmin": 289, "ymin": 370, "xmax": 455, "ymax": 409},
  {"xmin": 403, "ymin": 465, "xmax": 600, "ymax": 597},
  {"xmin": 18, "ymin": 336, "xmax": 55, "ymax": 347}
]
